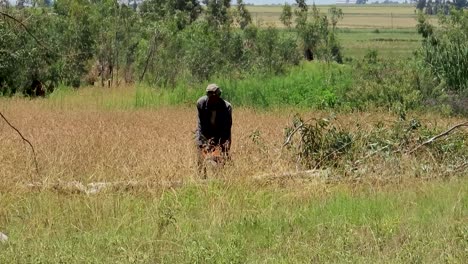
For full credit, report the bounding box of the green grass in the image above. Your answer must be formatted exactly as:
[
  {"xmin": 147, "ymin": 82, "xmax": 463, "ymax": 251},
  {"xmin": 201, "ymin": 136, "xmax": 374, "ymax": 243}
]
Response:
[
  {"xmin": 247, "ymin": 5, "xmax": 418, "ymax": 15},
  {"xmin": 1, "ymin": 178, "xmax": 466, "ymax": 263},
  {"xmin": 145, "ymin": 62, "xmax": 352, "ymax": 109},
  {"xmin": 338, "ymin": 28, "xmax": 422, "ymax": 59},
  {"xmin": 47, "ymin": 62, "xmax": 353, "ymax": 110},
  {"xmin": 249, "ymin": 5, "xmax": 426, "ymax": 60},
  {"xmin": 216, "ymin": 63, "xmax": 352, "ymax": 108}
]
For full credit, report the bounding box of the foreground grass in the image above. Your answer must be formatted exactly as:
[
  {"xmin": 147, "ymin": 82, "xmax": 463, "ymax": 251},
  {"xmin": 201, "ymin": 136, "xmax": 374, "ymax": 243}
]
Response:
[{"xmin": 0, "ymin": 179, "xmax": 466, "ymax": 263}]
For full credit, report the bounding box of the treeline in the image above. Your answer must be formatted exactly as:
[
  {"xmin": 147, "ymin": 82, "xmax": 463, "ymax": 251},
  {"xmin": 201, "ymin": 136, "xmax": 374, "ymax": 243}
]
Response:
[
  {"xmin": 0, "ymin": 0, "xmax": 345, "ymax": 95},
  {"xmin": 0, "ymin": 1, "xmax": 467, "ymax": 116},
  {"xmin": 415, "ymin": 0, "xmax": 467, "ymax": 15}
]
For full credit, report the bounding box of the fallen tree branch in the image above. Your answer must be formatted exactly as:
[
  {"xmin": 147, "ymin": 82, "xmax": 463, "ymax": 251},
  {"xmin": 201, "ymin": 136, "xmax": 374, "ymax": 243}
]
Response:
[
  {"xmin": 313, "ymin": 141, "xmax": 353, "ymax": 169},
  {"xmin": 253, "ymin": 169, "xmax": 329, "ymax": 181},
  {"xmin": 408, "ymin": 121, "xmax": 468, "ymax": 154},
  {"xmin": 282, "ymin": 122, "xmax": 303, "ymax": 148},
  {"xmin": 0, "ymin": 111, "xmax": 40, "ymax": 177},
  {"xmin": 24, "ymin": 179, "xmax": 210, "ymax": 194}
]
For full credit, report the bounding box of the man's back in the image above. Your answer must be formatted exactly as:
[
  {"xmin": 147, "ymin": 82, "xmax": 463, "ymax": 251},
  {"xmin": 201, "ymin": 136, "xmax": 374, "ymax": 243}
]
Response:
[{"xmin": 196, "ymin": 95, "xmax": 232, "ymax": 146}]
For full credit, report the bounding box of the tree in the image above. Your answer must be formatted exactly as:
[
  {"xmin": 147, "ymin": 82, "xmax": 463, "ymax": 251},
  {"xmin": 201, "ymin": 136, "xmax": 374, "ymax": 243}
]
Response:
[
  {"xmin": 140, "ymin": 0, "xmax": 202, "ymax": 28},
  {"xmin": 451, "ymin": 0, "xmax": 467, "ymax": 9},
  {"xmin": 280, "ymin": 3, "xmax": 293, "ymax": 29},
  {"xmin": 416, "ymin": 0, "xmax": 426, "ymax": 10},
  {"xmin": 234, "ymin": 0, "xmax": 251, "ymax": 30},
  {"xmin": 294, "ymin": 0, "xmax": 308, "ymax": 27},
  {"xmin": 17, "ymin": 0, "xmax": 26, "ymax": 8},
  {"xmin": 53, "ymin": 0, "xmax": 98, "ymax": 87},
  {"xmin": 356, "ymin": 0, "xmax": 368, "ymax": 4},
  {"xmin": 203, "ymin": 0, "xmax": 231, "ymax": 28},
  {"xmin": 329, "ymin": 7, "xmax": 343, "ymax": 31},
  {"xmin": 295, "ymin": 0, "xmax": 308, "ymax": 12},
  {"xmin": 418, "ymin": 9, "xmax": 468, "ymax": 92},
  {"xmin": 426, "ymin": 0, "xmax": 433, "ymax": 14},
  {"xmin": 0, "ymin": 0, "xmax": 9, "ymax": 7}
]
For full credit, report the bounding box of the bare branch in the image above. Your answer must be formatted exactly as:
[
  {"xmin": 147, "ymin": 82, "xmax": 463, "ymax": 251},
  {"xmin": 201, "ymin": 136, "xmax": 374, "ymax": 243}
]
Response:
[
  {"xmin": 282, "ymin": 122, "xmax": 303, "ymax": 148},
  {"xmin": 408, "ymin": 121, "xmax": 468, "ymax": 154},
  {"xmin": 253, "ymin": 169, "xmax": 329, "ymax": 182},
  {"xmin": 139, "ymin": 31, "xmax": 160, "ymax": 82},
  {"xmin": 0, "ymin": 111, "xmax": 40, "ymax": 178},
  {"xmin": 313, "ymin": 140, "xmax": 353, "ymax": 169},
  {"xmin": 0, "ymin": 11, "xmax": 48, "ymax": 50}
]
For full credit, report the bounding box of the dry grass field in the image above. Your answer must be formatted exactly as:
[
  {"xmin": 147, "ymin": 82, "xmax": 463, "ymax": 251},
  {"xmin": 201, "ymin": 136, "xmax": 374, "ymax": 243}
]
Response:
[{"xmin": 1, "ymin": 91, "xmax": 466, "ymax": 187}]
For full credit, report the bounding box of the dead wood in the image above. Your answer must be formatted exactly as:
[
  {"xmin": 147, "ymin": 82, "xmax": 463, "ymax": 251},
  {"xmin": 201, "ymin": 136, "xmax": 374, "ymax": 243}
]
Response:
[
  {"xmin": 408, "ymin": 121, "xmax": 468, "ymax": 154},
  {"xmin": 282, "ymin": 122, "xmax": 304, "ymax": 148},
  {"xmin": 253, "ymin": 169, "xmax": 329, "ymax": 181},
  {"xmin": 0, "ymin": 111, "xmax": 40, "ymax": 178}
]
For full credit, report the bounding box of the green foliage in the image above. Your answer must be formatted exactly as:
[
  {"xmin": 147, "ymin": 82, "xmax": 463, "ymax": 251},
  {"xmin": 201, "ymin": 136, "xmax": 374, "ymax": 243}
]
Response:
[
  {"xmin": 53, "ymin": 0, "xmax": 97, "ymax": 87},
  {"xmin": 0, "ymin": 1, "xmax": 348, "ymax": 96},
  {"xmin": 233, "ymin": 0, "xmax": 252, "ymax": 30},
  {"xmin": 140, "ymin": 0, "xmax": 201, "ymax": 29},
  {"xmin": 125, "ymin": 62, "xmax": 350, "ymax": 110},
  {"xmin": 343, "ymin": 51, "xmax": 422, "ymax": 115},
  {"xmin": 294, "ymin": 4, "xmax": 344, "ymax": 63},
  {"xmin": 279, "ymin": 3, "xmax": 293, "ymax": 29},
  {"xmin": 284, "ymin": 114, "xmax": 468, "ymax": 170},
  {"xmin": 0, "ymin": 8, "xmax": 60, "ymax": 94},
  {"xmin": 1, "ymin": 1, "xmax": 307, "ymax": 94},
  {"xmin": 216, "ymin": 62, "xmax": 349, "ymax": 109},
  {"xmin": 203, "ymin": 0, "xmax": 231, "ymax": 28},
  {"xmin": 285, "ymin": 115, "xmax": 354, "ymax": 169},
  {"xmin": 418, "ymin": 9, "xmax": 468, "ymax": 93}
]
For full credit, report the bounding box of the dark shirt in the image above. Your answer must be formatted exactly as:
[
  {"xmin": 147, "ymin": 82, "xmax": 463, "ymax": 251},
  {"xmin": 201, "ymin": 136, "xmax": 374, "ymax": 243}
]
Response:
[{"xmin": 196, "ymin": 95, "xmax": 232, "ymax": 147}]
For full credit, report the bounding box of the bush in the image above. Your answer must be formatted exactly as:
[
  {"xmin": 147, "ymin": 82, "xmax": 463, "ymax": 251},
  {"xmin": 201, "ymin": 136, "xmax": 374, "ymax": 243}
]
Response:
[
  {"xmin": 341, "ymin": 51, "xmax": 422, "ymax": 116},
  {"xmin": 417, "ymin": 9, "xmax": 468, "ymax": 93},
  {"xmin": 283, "ymin": 114, "xmax": 468, "ymax": 171}
]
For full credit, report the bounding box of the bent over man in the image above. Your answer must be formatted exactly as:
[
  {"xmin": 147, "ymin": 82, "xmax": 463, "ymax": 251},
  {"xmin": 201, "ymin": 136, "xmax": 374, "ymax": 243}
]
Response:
[{"xmin": 195, "ymin": 84, "xmax": 232, "ymax": 174}]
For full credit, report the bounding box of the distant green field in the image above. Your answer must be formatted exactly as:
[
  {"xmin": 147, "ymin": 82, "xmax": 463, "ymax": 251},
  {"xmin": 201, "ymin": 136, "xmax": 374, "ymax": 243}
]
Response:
[
  {"xmin": 248, "ymin": 5, "xmax": 423, "ymax": 28},
  {"xmin": 248, "ymin": 4, "xmax": 417, "ymax": 15},
  {"xmin": 338, "ymin": 28, "xmax": 422, "ymax": 59},
  {"xmin": 246, "ymin": 5, "xmax": 425, "ymax": 59}
]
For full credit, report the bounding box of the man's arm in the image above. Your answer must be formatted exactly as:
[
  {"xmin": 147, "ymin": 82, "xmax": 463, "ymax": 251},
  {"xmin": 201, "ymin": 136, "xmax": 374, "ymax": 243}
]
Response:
[
  {"xmin": 223, "ymin": 103, "xmax": 232, "ymax": 148},
  {"xmin": 196, "ymin": 100, "xmax": 205, "ymax": 147}
]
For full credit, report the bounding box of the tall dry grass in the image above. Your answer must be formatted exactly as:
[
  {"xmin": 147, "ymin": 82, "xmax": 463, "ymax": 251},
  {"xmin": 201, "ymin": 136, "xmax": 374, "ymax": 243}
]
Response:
[
  {"xmin": 0, "ymin": 97, "xmax": 290, "ymax": 187},
  {"xmin": 1, "ymin": 94, "xmax": 466, "ymax": 190}
]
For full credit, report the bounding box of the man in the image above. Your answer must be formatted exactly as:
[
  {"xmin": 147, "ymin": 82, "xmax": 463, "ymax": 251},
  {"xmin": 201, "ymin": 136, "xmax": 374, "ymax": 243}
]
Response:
[{"xmin": 195, "ymin": 84, "xmax": 232, "ymax": 173}]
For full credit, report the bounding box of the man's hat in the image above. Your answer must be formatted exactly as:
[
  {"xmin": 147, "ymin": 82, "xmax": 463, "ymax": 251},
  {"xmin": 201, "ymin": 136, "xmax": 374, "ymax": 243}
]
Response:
[{"xmin": 206, "ymin": 84, "xmax": 221, "ymax": 95}]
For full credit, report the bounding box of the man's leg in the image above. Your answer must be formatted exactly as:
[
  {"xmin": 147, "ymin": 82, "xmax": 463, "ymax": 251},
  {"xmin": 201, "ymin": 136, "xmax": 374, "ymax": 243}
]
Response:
[
  {"xmin": 221, "ymin": 140, "xmax": 231, "ymax": 162},
  {"xmin": 195, "ymin": 133, "xmax": 207, "ymax": 178},
  {"xmin": 196, "ymin": 145, "xmax": 207, "ymax": 178}
]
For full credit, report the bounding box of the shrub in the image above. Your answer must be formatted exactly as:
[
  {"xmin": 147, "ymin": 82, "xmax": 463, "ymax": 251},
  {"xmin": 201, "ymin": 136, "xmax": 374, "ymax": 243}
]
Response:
[{"xmin": 417, "ymin": 9, "xmax": 468, "ymax": 93}]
